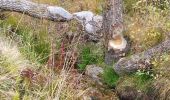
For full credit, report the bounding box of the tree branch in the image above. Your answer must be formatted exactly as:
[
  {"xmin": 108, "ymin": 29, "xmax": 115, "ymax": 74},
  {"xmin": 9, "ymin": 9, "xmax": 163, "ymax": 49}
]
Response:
[
  {"xmin": 0, "ymin": 0, "xmax": 73, "ymax": 21},
  {"xmin": 0, "ymin": 0, "xmax": 104, "ymax": 35},
  {"xmin": 114, "ymin": 39, "xmax": 170, "ymax": 75}
]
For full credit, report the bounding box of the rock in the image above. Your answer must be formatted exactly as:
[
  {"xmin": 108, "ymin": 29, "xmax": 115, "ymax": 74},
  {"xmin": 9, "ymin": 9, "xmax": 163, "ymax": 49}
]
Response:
[
  {"xmin": 85, "ymin": 65, "xmax": 104, "ymax": 85},
  {"xmin": 82, "ymin": 88, "xmax": 119, "ymax": 100}
]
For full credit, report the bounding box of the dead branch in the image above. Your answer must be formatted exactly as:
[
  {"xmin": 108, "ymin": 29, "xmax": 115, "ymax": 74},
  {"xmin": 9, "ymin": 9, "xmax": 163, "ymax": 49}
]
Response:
[
  {"xmin": 0, "ymin": 0, "xmax": 73, "ymax": 21},
  {"xmin": 114, "ymin": 39, "xmax": 170, "ymax": 75},
  {"xmin": 0, "ymin": 0, "xmax": 104, "ymax": 36}
]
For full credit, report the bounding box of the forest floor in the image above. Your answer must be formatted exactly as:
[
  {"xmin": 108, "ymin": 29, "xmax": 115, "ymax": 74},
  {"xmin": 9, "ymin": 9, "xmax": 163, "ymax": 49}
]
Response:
[{"xmin": 0, "ymin": 0, "xmax": 170, "ymax": 100}]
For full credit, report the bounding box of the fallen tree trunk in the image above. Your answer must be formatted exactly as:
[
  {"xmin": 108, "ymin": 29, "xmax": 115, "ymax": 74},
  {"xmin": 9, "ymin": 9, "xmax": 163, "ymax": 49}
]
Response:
[
  {"xmin": 114, "ymin": 39, "xmax": 170, "ymax": 75},
  {"xmin": 0, "ymin": 0, "xmax": 73, "ymax": 21},
  {"xmin": 0, "ymin": 0, "xmax": 104, "ymax": 35}
]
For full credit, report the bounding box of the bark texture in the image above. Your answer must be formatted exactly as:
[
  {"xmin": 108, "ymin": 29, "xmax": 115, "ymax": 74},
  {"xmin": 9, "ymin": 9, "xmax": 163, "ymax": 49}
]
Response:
[
  {"xmin": 114, "ymin": 39, "xmax": 170, "ymax": 75},
  {"xmin": 103, "ymin": 0, "xmax": 123, "ymax": 40},
  {"xmin": 103, "ymin": 0, "xmax": 128, "ymax": 65},
  {"xmin": 0, "ymin": 0, "xmax": 73, "ymax": 21}
]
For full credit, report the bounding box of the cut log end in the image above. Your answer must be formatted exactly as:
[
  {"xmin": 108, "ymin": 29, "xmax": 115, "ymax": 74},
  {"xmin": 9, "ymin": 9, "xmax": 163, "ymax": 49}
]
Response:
[{"xmin": 108, "ymin": 34, "xmax": 127, "ymax": 51}]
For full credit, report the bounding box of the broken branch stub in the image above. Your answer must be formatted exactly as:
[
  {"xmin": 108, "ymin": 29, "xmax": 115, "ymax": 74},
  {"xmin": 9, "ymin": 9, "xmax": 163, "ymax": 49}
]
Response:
[{"xmin": 114, "ymin": 39, "xmax": 170, "ymax": 75}]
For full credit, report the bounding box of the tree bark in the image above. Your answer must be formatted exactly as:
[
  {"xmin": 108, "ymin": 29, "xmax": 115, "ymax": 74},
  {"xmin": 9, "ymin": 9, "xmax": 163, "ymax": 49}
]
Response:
[
  {"xmin": 103, "ymin": 0, "xmax": 123, "ymax": 43},
  {"xmin": 114, "ymin": 39, "xmax": 170, "ymax": 75},
  {"xmin": 0, "ymin": 0, "xmax": 73, "ymax": 21},
  {"xmin": 103, "ymin": 0, "xmax": 128, "ymax": 65}
]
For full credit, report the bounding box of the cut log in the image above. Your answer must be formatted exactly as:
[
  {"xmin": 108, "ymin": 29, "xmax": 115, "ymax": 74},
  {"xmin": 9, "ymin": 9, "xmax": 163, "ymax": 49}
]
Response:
[{"xmin": 114, "ymin": 39, "xmax": 170, "ymax": 75}]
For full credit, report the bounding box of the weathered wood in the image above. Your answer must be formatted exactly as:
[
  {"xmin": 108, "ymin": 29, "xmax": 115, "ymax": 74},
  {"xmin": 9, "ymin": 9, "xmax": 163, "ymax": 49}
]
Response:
[
  {"xmin": 103, "ymin": 0, "xmax": 128, "ymax": 65},
  {"xmin": 114, "ymin": 39, "xmax": 170, "ymax": 75},
  {"xmin": 0, "ymin": 0, "xmax": 73, "ymax": 21},
  {"xmin": 0, "ymin": 0, "xmax": 104, "ymax": 36},
  {"xmin": 103, "ymin": 0, "xmax": 124, "ymax": 41}
]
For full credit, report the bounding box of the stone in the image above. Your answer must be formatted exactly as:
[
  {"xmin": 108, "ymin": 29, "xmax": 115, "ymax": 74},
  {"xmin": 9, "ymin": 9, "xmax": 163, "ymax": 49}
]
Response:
[{"xmin": 85, "ymin": 65, "xmax": 104, "ymax": 85}]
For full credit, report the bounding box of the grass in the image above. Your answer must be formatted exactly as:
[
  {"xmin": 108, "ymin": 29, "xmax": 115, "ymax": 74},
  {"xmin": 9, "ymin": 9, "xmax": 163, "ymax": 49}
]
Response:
[
  {"xmin": 0, "ymin": 36, "xmax": 31, "ymax": 99},
  {"xmin": 124, "ymin": 3, "xmax": 169, "ymax": 52},
  {"xmin": 78, "ymin": 47, "xmax": 97, "ymax": 71},
  {"xmin": 134, "ymin": 70, "xmax": 153, "ymax": 92},
  {"xmin": 0, "ymin": 14, "xmax": 74, "ymax": 100},
  {"xmin": 0, "ymin": 0, "xmax": 170, "ymax": 99},
  {"xmin": 116, "ymin": 72, "xmax": 153, "ymax": 95},
  {"xmin": 0, "ymin": 15, "xmax": 51, "ymax": 64},
  {"xmin": 102, "ymin": 66, "xmax": 119, "ymax": 88},
  {"xmin": 78, "ymin": 44, "xmax": 104, "ymax": 71},
  {"xmin": 0, "ymin": 1, "xmax": 104, "ymax": 99},
  {"xmin": 0, "ymin": 35, "xmax": 86, "ymax": 99}
]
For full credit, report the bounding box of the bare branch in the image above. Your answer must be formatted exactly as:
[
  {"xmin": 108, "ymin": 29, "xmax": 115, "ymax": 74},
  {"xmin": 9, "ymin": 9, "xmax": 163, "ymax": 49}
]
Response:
[
  {"xmin": 114, "ymin": 39, "xmax": 170, "ymax": 75},
  {"xmin": 0, "ymin": 0, "xmax": 73, "ymax": 21},
  {"xmin": 0, "ymin": 0, "xmax": 103, "ymax": 35}
]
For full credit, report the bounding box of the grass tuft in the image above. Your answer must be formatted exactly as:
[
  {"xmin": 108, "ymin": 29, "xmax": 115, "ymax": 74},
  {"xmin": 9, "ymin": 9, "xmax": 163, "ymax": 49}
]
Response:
[{"xmin": 102, "ymin": 67, "xmax": 119, "ymax": 88}]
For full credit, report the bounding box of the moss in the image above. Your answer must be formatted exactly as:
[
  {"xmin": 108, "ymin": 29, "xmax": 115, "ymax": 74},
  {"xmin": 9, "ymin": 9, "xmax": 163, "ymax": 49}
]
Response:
[{"xmin": 102, "ymin": 67, "xmax": 119, "ymax": 88}]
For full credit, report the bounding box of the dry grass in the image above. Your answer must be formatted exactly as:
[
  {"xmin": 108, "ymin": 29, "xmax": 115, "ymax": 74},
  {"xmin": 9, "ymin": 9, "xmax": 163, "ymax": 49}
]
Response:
[
  {"xmin": 0, "ymin": 35, "xmax": 87, "ymax": 99},
  {"xmin": 32, "ymin": 0, "xmax": 104, "ymax": 13},
  {"xmin": 124, "ymin": 3, "xmax": 169, "ymax": 52},
  {"xmin": 0, "ymin": 0, "xmax": 170, "ymax": 100}
]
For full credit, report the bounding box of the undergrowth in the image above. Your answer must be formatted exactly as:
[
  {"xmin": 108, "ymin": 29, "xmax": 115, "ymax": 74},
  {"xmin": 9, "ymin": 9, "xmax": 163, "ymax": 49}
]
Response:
[
  {"xmin": 102, "ymin": 66, "xmax": 119, "ymax": 88},
  {"xmin": 134, "ymin": 70, "xmax": 153, "ymax": 92},
  {"xmin": 78, "ymin": 44, "xmax": 103, "ymax": 71},
  {"xmin": 0, "ymin": 0, "xmax": 170, "ymax": 99}
]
